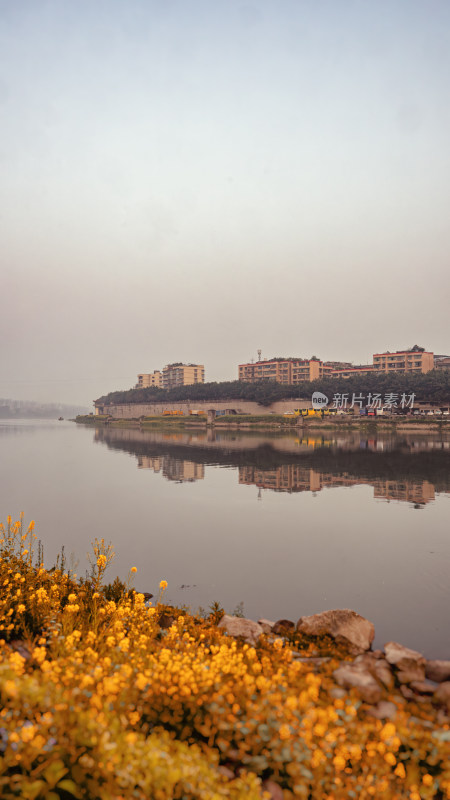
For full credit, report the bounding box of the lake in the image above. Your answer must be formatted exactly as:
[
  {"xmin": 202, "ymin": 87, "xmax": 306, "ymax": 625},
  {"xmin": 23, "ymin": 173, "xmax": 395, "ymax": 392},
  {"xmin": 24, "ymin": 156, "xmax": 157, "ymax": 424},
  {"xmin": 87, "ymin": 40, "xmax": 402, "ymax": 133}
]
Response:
[{"xmin": 1, "ymin": 418, "xmax": 449, "ymax": 657}]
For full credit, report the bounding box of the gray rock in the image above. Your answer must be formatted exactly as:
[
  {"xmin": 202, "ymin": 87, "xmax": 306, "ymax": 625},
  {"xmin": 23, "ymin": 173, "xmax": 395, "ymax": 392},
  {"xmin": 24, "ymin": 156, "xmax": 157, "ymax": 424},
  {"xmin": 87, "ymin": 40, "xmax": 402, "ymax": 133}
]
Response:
[
  {"xmin": 426, "ymin": 660, "xmax": 450, "ymax": 683},
  {"xmin": 218, "ymin": 766, "xmax": 235, "ymax": 780},
  {"xmin": 410, "ymin": 680, "xmax": 437, "ymax": 695},
  {"xmin": 218, "ymin": 615, "xmax": 263, "ymax": 645},
  {"xmin": 372, "ymin": 659, "xmax": 395, "ymax": 690},
  {"xmin": 329, "ymin": 687, "xmax": 347, "ymax": 699},
  {"xmin": 384, "ymin": 642, "xmax": 426, "ymax": 672},
  {"xmin": 261, "ymin": 780, "xmax": 284, "ymax": 800},
  {"xmin": 297, "ymin": 609, "xmax": 375, "ymax": 654},
  {"xmin": 353, "ymin": 653, "xmax": 395, "ymax": 689},
  {"xmin": 434, "ymin": 682, "xmax": 450, "ymax": 713},
  {"xmin": 257, "ymin": 618, "xmax": 275, "ymax": 634},
  {"xmin": 333, "ymin": 662, "xmax": 382, "ymax": 704},
  {"xmin": 9, "ymin": 640, "xmax": 31, "ymax": 660},
  {"xmin": 367, "ymin": 701, "xmax": 397, "ymax": 720},
  {"xmin": 397, "ymin": 666, "xmax": 426, "ymax": 684},
  {"xmin": 272, "ymin": 619, "xmax": 295, "ymax": 635}
]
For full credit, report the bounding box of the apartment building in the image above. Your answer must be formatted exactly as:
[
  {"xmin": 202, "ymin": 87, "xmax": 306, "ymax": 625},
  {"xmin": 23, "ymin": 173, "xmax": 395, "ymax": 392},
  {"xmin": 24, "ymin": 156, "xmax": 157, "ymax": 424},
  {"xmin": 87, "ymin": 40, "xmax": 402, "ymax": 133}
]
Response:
[
  {"xmin": 162, "ymin": 363, "xmax": 205, "ymax": 389},
  {"xmin": 238, "ymin": 357, "xmax": 322, "ymax": 384},
  {"xmin": 373, "ymin": 346, "xmax": 434, "ymax": 374},
  {"xmin": 434, "ymin": 355, "xmax": 450, "ymax": 371},
  {"xmin": 136, "ymin": 370, "xmax": 162, "ymax": 388},
  {"xmin": 328, "ymin": 365, "xmax": 375, "ymax": 379}
]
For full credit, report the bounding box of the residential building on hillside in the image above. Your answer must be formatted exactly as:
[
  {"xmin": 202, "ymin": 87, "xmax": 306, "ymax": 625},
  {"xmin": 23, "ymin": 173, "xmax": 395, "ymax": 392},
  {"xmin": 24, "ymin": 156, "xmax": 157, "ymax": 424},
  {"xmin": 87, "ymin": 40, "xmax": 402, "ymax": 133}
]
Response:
[
  {"xmin": 238, "ymin": 357, "xmax": 323, "ymax": 384},
  {"xmin": 136, "ymin": 371, "xmax": 162, "ymax": 388},
  {"xmin": 434, "ymin": 355, "xmax": 450, "ymax": 371},
  {"xmin": 373, "ymin": 346, "xmax": 434, "ymax": 374},
  {"xmin": 328, "ymin": 365, "xmax": 375, "ymax": 378},
  {"xmin": 162, "ymin": 363, "xmax": 205, "ymax": 389}
]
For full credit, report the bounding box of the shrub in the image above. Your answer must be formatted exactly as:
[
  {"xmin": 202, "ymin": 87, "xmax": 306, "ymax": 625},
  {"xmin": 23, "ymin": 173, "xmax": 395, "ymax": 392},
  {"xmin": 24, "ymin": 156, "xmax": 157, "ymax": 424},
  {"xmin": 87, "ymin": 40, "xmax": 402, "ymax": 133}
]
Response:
[{"xmin": 1, "ymin": 515, "xmax": 449, "ymax": 799}]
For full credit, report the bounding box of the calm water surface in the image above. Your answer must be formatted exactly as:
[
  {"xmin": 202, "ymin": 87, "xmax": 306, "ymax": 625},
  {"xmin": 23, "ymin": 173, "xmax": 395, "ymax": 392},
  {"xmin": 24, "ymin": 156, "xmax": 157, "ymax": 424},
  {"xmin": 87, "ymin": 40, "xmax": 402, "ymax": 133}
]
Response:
[{"xmin": 1, "ymin": 419, "xmax": 449, "ymax": 657}]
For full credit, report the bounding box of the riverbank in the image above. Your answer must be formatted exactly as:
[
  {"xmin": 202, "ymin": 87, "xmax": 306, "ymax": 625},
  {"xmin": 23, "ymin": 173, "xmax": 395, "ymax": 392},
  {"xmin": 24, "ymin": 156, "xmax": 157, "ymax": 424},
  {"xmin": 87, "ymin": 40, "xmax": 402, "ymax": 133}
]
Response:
[
  {"xmin": 76, "ymin": 413, "xmax": 450, "ymax": 434},
  {"xmin": 2, "ymin": 515, "xmax": 450, "ymax": 799}
]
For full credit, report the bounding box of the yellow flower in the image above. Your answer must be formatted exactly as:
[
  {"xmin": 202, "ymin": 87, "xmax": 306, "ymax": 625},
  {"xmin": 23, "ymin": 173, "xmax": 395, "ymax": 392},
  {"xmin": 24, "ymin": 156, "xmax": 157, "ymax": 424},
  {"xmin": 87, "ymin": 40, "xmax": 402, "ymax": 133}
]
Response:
[
  {"xmin": 380, "ymin": 722, "xmax": 396, "ymax": 741},
  {"xmin": 422, "ymin": 775, "xmax": 433, "ymax": 787},
  {"xmin": 131, "ymin": 567, "xmax": 137, "ymax": 573},
  {"xmin": 159, "ymin": 580, "xmax": 168, "ymax": 590},
  {"xmin": 333, "ymin": 755, "xmax": 346, "ymax": 771},
  {"xmin": 279, "ymin": 724, "xmax": 291, "ymax": 740},
  {"xmin": 3, "ymin": 680, "xmax": 17, "ymax": 697}
]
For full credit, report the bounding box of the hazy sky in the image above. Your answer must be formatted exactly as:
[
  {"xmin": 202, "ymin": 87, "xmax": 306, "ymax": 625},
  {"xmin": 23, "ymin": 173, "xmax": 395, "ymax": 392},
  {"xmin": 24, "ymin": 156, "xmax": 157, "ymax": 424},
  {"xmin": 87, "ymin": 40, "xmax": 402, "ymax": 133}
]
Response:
[{"xmin": 1, "ymin": 0, "xmax": 449, "ymax": 406}]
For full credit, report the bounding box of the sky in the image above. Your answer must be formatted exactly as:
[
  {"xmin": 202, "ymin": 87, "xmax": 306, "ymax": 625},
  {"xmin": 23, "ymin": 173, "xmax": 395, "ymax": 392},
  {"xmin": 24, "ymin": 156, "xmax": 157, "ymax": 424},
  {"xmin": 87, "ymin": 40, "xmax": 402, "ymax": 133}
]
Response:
[{"xmin": 1, "ymin": 0, "xmax": 449, "ymax": 407}]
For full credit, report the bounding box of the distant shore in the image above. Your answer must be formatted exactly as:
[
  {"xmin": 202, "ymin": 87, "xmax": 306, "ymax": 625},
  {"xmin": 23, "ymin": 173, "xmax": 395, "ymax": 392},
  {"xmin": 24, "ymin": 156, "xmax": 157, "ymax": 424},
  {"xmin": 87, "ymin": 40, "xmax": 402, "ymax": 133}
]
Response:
[{"xmin": 76, "ymin": 414, "xmax": 450, "ymax": 433}]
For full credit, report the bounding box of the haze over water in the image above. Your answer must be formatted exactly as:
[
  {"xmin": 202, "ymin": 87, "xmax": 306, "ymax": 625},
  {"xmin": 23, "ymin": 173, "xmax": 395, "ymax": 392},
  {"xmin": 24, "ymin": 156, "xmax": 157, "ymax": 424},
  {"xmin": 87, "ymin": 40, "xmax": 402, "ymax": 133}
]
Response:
[{"xmin": 1, "ymin": 419, "xmax": 449, "ymax": 658}]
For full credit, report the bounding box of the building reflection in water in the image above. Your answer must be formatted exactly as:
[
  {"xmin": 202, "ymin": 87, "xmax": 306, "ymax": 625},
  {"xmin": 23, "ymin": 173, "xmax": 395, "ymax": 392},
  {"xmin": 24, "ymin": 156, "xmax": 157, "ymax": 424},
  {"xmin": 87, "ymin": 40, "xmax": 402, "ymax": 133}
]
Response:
[
  {"xmin": 138, "ymin": 455, "xmax": 204, "ymax": 483},
  {"xmin": 93, "ymin": 426, "xmax": 449, "ymax": 505},
  {"xmin": 238, "ymin": 466, "xmax": 435, "ymax": 506}
]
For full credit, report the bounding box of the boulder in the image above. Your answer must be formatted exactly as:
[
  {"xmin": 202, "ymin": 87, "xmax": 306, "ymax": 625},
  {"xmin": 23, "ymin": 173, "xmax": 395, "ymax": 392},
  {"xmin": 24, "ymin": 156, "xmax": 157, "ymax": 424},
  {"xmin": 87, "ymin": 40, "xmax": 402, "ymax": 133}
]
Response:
[
  {"xmin": 366, "ymin": 701, "xmax": 397, "ymax": 720},
  {"xmin": 372, "ymin": 659, "xmax": 395, "ymax": 690},
  {"xmin": 257, "ymin": 618, "xmax": 275, "ymax": 634},
  {"xmin": 410, "ymin": 680, "xmax": 437, "ymax": 695},
  {"xmin": 351, "ymin": 653, "xmax": 395, "ymax": 689},
  {"xmin": 261, "ymin": 780, "xmax": 284, "ymax": 800},
  {"xmin": 426, "ymin": 660, "xmax": 450, "ymax": 683},
  {"xmin": 297, "ymin": 609, "xmax": 375, "ymax": 654},
  {"xmin": 218, "ymin": 615, "xmax": 263, "ymax": 645},
  {"xmin": 9, "ymin": 640, "xmax": 31, "ymax": 660},
  {"xmin": 272, "ymin": 619, "xmax": 295, "ymax": 635},
  {"xmin": 434, "ymin": 682, "xmax": 450, "ymax": 713},
  {"xmin": 384, "ymin": 642, "xmax": 426, "ymax": 682},
  {"xmin": 397, "ymin": 666, "xmax": 426, "ymax": 684},
  {"xmin": 333, "ymin": 662, "xmax": 382, "ymax": 704}
]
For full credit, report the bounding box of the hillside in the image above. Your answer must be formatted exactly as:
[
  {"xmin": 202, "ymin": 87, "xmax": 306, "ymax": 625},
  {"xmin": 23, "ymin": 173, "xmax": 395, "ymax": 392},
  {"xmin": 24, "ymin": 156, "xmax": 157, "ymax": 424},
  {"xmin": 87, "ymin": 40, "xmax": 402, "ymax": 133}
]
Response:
[{"xmin": 95, "ymin": 370, "xmax": 450, "ymax": 408}]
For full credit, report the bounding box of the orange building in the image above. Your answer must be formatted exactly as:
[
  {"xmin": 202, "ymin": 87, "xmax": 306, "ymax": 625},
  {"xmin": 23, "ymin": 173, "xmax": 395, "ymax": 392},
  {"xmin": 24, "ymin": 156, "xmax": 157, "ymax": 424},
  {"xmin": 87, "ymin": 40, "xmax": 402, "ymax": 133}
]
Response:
[
  {"xmin": 238, "ymin": 357, "xmax": 322, "ymax": 384},
  {"xmin": 136, "ymin": 371, "xmax": 162, "ymax": 388},
  {"xmin": 373, "ymin": 346, "xmax": 434, "ymax": 374}
]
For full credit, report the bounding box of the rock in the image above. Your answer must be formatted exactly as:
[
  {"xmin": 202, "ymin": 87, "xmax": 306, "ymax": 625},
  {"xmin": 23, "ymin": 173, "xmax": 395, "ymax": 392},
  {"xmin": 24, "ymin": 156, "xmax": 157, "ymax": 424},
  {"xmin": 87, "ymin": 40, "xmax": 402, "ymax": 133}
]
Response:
[
  {"xmin": 272, "ymin": 619, "xmax": 295, "ymax": 635},
  {"xmin": 397, "ymin": 666, "xmax": 426, "ymax": 684},
  {"xmin": 218, "ymin": 615, "xmax": 263, "ymax": 645},
  {"xmin": 293, "ymin": 656, "xmax": 331, "ymax": 666},
  {"xmin": 426, "ymin": 660, "xmax": 450, "ymax": 683},
  {"xmin": 433, "ymin": 682, "xmax": 450, "ymax": 713},
  {"xmin": 297, "ymin": 609, "xmax": 375, "ymax": 654},
  {"xmin": 329, "ymin": 687, "xmax": 347, "ymax": 699},
  {"xmin": 372, "ymin": 660, "xmax": 395, "ymax": 690},
  {"xmin": 261, "ymin": 780, "xmax": 284, "ymax": 800},
  {"xmin": 258, "ymin": 618, "xmax": 275, "ymax": 634},
  {"xmin": 410, "ymin": 680, "xmax": 437, "ymax": 695},
  {"xmin": 367, "ymin": 701, "xmax": 397, "ymax": 720},
  {"xmin": 158, "ymin": 612, "xmax": 175, "ymax": 629},
  {"xmin": 384, "ymin": 642, "xmax": 426, "ymax": 673},
  {"xmin": 333, "ymin": 663, "xmax": 382, "ymax": 704},
  {"xmin": 218, "ymin": 766, "xmax": 235, "ymax": 780},
  {"xmin": 400, "ymin": 685, "xmax": 416, "ymax": 700},
  {"xmin": 9, "ymin": 640, "xmax": 31, "ymax": 660}
]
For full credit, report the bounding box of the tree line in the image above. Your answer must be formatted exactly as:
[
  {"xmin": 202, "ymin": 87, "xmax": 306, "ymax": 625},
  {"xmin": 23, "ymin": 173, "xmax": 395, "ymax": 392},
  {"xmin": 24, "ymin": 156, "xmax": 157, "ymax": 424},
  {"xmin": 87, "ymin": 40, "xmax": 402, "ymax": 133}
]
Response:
[{"xmin": 95, "ymin": 370, "xmax": 450, "ymax": 408}]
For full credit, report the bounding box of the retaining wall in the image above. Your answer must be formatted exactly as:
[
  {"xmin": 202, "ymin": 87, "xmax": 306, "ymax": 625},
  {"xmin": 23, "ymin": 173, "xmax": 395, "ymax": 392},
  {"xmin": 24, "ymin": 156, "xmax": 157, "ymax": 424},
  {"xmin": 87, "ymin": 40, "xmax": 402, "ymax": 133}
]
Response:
[{"xmin": 95, "ymin": 398, "xmax": 312, "ymax": 418}]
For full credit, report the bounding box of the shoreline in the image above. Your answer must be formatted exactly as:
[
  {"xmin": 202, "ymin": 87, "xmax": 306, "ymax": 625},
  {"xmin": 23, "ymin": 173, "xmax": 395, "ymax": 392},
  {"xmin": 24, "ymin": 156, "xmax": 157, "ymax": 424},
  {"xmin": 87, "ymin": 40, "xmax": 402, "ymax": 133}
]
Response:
[{"xmin": 76, "ymin": 414, "xmax": 450, "ymax": 433}]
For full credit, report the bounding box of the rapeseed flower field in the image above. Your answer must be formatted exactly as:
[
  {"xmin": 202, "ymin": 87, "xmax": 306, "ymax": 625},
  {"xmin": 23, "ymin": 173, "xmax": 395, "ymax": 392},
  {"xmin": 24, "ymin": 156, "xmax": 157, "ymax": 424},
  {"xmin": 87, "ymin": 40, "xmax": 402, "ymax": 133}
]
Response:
[{"xmin": 0, "ymin": 515, "xmax": 449, "ymax": 799}]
